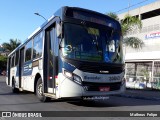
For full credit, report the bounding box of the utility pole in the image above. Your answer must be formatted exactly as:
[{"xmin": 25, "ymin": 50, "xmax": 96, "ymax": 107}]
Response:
[
  {"xmin": 128, "ymin": 0, "xmax": 131, "ymax": 15},
  {"xmin": 127, "ymin": 0, "xmax": 131, "ymax": 26}
]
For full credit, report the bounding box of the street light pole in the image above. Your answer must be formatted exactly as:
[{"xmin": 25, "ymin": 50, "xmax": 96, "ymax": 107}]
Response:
[
  {"xmin": 34, "ymin": 13, "xmax": 47, "ymax": 21},
  {"xmin": 128, "ymin": 0, "xmax": 131, "ymax": 15},
  {"xmin": 127, "ymin": 0, "xmax": 131, "ymax": 25}
]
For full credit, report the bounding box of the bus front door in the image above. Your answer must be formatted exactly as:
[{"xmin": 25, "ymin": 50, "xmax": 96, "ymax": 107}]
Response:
[{"xmin": 44, "ymin": 25, "xmax": 58, "ymax": 94}]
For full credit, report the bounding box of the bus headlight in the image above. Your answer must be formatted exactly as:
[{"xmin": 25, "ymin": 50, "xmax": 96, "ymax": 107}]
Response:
[
  {"xmin": 63, "ymin": 70, "xmax": 82, "ymax": 85},
  {"xmin": 64, "ymin": 70, "xmax": 73, "ymax": 78},
  {"xmin": 73, "ymin": 75, "xmax": 82, "ymax": 85}
]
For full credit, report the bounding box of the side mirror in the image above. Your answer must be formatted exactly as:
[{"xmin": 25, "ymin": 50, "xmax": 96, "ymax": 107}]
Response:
[
  {"xmin": 56, "ymin": 23, "xmax": 62, "ymax": 38},
  {"xmin": 65, "ymin": 45, "xmax": 72, "ymax": 52}
]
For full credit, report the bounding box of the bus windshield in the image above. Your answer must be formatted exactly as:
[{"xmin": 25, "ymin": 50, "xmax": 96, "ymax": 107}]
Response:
[{"xmin": 61, "ymin": 23, "xmax": 124, "ymax": 64}]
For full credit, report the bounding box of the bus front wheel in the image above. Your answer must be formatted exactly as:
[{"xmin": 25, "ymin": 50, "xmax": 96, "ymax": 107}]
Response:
[{"xmin": 36, "ymin": 78, "xmax": 51, "ymax": 102}]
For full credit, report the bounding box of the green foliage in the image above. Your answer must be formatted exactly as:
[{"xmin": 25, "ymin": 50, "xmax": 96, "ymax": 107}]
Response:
[
  {"xmin": 0, "ymin": 55, "xmax": 7, "ymax": 70},
  {"xmin": 107, "ymin": 13, "xmax": 144, "ymax": 49},
  {"xmin": 123, "ymin": 37, "xmax": 144, "ymax": 49},
  {"xmin": 121, "ymin": 14, "xmax": 142, "ymax": 36},
  {"xmin": 107, "ymin": 12, "xmax": 119, "ymax": 21},
  {"xmin": 2, "ymin": 39, "xmax": 21, "ymax": 52}
]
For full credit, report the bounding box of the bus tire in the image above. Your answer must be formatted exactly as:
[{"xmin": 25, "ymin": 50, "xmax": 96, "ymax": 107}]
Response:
[
  {"xmin": 36, "ymin": 78, "xmax": 51, "ymax": 102},
  {"xmin": 12, "ymin": 79, "xmax": 19, "ymax": 93}
]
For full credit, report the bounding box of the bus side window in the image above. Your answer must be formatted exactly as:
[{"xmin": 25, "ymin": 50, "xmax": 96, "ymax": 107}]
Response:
[
  {"xmin": 15, "ymin": 50, "xmax": 19, "ymax": 66},
  {"xmin": 33, "ymin": 32, "xmax": 43, "ymax": 59},
  {"xmin": 25, "ymin": 40, "xmax": 33, "ymax": 62},
  {"xmin": 11, "ymin": 55, "xmax": 15, "ymax": 67}
]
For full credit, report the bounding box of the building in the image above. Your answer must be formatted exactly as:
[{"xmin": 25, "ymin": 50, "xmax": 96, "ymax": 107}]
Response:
[
  {"xmin": 0, "ymin": 45, "xmax": 9, "ymax": 56},
  {"xmin": 118, "ymin": 1, "xmax": 160, "ymax": 89}
]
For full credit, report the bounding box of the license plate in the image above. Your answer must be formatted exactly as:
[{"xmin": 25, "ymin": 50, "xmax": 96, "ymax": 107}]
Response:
[{"xmin": 99, "ymin": 87, "xmax": 110, "ymax": 92}]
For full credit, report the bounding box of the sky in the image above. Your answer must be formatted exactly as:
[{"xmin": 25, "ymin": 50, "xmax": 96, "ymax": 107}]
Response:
[{"xmin": 0, "ymin": 0, "xmax": 158, "ymax": 45}]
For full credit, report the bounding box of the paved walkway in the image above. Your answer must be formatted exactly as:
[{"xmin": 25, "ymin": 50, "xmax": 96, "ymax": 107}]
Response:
[
  {"xmin": 117, "ymin": 89, "xmax": 160, "ymax": 100},
  {"xmin": 0, "ymin": 76, "xmax": 5, "ymax": 81}
]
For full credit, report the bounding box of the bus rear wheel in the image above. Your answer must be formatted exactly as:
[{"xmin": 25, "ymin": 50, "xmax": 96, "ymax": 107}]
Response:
[
  {"xmin": 36, "ymin": 78, "xmax": 51, "ymax": 102},
  {"xmin": 12, "ymin": 79, "xmax": 19, "ymax": 93}
]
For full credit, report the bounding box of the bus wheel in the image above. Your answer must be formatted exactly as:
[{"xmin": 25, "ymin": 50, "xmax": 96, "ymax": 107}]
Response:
[
  {"xmin": 36, "ymin": 78, "xmax": 51, "ymax": 102},
  {"xmin": 12, "ymin": 79, "xmax": 19, "ymax": 93}
]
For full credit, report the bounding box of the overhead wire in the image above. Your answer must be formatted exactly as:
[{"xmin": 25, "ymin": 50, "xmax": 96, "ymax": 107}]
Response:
[{"xmin": 115, "ymin": 0, "xmax": 149, "ymax": 13}]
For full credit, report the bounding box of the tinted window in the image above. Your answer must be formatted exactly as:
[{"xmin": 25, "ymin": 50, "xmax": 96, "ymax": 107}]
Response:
[
  {"xmin": 33, "ymin": 32, "xmax": 43, "ymax": 59},
  {"xmin": 62, "ymin": 23, "xmax": 124, "ymax": 63},
  {"xmin": 11, "ymin": 55, "xmax": 15, "ymax": 67},
  {"xmin": 25, "ymin": 40, "xmax": 32, "ymax": 62},
  {"xmin": 15, "ymin": 50, "xmax": 19, "ymax": 65}
]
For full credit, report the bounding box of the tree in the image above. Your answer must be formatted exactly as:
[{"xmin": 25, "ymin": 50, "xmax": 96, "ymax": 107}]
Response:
[
  {"xmin": 107, "ymin": 12, "xmax": 144, "ymax": 49},
  {"xmin": 107, "ymin": 12, "xmax": 119, "ymax": 21},
  {"xmin": 2, "ymin": 39, "xmax": 21, "ymax": 52},
  {"xmin": 0, "ymin": 55, "xmax": 7, "ymax": 71}
]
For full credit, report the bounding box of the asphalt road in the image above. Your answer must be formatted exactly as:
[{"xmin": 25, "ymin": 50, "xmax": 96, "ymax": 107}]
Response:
[{"xmin": 0, "ymin": 76, "xmax": 160, "ymax": 120}]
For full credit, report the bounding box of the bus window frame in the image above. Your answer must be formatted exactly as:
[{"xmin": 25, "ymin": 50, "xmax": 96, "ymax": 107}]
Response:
[
  {"xmin": 33, "ymin": 32, "xmax": 43, "ymax": 59},
  {"xmin": 15, "ymin": 50, "xmax": 19, "ymax": 66},
  {"xmin": 11, "ymin": 54, "xmax": 15, "ymax": 67},
  {"xmin": 24, "ymin": 39, "xmax": 33, "ymax": 62}
]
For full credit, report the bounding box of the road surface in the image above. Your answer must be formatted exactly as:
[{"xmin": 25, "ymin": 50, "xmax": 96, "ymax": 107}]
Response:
[{"xmin": 0, "ymin": 76, "xmax": 159, "ymax": 120}]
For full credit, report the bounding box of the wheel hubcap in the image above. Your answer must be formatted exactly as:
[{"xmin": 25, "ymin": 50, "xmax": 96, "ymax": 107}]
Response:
[{"xmin": 38, "ymin": 83, "xmax": 43, "ymax": 96}]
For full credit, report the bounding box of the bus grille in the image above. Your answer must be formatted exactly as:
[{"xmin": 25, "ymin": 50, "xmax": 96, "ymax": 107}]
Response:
[
  {"xmin": 78, "ymin": 64, "xmax": 124, "ymax": 74},
  {"xmin": 82, "ymin": 81, "xmax": 121, "ymax": 91}
]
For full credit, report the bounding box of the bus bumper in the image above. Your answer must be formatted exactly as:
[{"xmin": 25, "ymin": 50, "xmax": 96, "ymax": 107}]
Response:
[{"xmin": 59, "ymin": 77, "xmax": 125, "ymax": 98}]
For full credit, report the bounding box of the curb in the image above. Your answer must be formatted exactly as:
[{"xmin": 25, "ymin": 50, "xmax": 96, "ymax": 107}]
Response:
[{"xmin": 114, "ymin": 94, "xmax": 160, "ymax": 101}]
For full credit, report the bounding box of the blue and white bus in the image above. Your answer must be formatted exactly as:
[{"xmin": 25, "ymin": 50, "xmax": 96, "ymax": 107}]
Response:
[{"xmin": 6, "ymin": 6, "xmax": 125, "ymax": 102}]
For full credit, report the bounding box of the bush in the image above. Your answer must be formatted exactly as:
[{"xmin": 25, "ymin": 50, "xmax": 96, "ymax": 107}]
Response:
[{"xmin": 0, "ymin": 55, "xmax": 7, "ymax": 71}]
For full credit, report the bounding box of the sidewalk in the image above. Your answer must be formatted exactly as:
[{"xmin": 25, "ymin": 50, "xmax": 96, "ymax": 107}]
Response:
[
  {"xmin": 0, "ymin": 76, "xmax": 6, "ymax": 82},
  {"xmin": 116, "ymin": 89, "xmax": 160, "ymax": 101}
]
